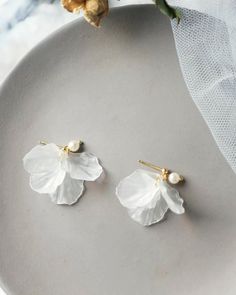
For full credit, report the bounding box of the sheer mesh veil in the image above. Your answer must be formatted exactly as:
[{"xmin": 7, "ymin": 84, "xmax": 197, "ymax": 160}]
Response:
[
  {"xmin": 112, "ymin": 1, "xmax": 236, "ymax": 173},
  {"xmin": 169, "ymin": 0, "xmax": 236, "ymax": 173}
]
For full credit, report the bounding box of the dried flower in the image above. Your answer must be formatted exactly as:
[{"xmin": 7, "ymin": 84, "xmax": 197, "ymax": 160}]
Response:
[{"xmin": 61, "ymin": 0, "xmax": 108, "ymax": 27}]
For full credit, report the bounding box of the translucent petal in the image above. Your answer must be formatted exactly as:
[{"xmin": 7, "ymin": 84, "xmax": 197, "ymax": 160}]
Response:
[
  {"xmin": 64, "ymin": 152, "xmax": 103, "ymax": 181},
  {"xmin": 29, "ymin": 168, "xmax": 65, "ymax": 194},
  {"xmin": 50, "ymin": 173, "xmax": 84, "ymax": 205},
  {"xmin": 116, "ymin": 169, "xmax": 159, "ymax": 209},
  {"xmin": 128, "ymin": 190, "xmax": 169, "ymax": 226},
  {"xmin": 23, "ymin": 143, "xmax": 61, "ymax": 174},
  {"xmin": 160, "ymin": 180, "xmax": 185, "ymax": 214}
]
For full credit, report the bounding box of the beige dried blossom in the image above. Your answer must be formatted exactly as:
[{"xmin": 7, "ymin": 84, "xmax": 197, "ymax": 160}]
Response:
[{"xmin": 61, "ymin": 0, "xmax": 109, "ymax": 27}]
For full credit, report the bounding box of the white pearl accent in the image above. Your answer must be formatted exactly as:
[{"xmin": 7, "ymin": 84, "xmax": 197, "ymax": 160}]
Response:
[
  {"xmin": 67, "ymin": 140, "xmax": 81, "ymax": 152},
  {"xmin": 168, "ymin": 172, "xmax": 181, "ymax": 184}
]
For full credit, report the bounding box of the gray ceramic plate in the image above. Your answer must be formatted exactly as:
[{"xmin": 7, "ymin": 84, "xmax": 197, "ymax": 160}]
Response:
[{"xmin": 0, "ymin": 5, "xmax": 235, "ymax": 295}]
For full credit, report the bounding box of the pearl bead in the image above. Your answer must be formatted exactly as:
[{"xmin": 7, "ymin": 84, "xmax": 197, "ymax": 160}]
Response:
[
  {"xmin": 67, "ymin": 140, "xmax": 81, "ymax": 152},
  {"xmin": 168, "ymin": 172, "xmax": 181, "ymax": 184}
]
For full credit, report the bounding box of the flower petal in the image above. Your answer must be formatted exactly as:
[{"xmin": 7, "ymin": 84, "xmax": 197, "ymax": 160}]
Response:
[
  {"xmin": 29, "ymin": 168, "xmax": 66, "ymax": 194},
  {"xmin": 23, "ymin": 143, "xmax": 61, "ymax": 174},
  {"xmin": 50, "ymin": 173, "xmax": 84, "ymax": 205},
  {"xmin": 128, "ymin": 191, "xmax": 169, "ymax": 226},
  {"xmin": 116, "ymin": 169, "xmax": 158, "ymax": 209},
  {"xmin": 160, "ymin": 180, "xmax": 185, "ymax": 214},
  {"xmin": 61, "ymin": 0, "xmax": 84, "ymax": 13},
  {"xmin": 64, "ymin": 152, "xmax": 103, "ymax": 181},
  {"xmin": 83, "ymin": 0, "xmax": 109, "ymax": 27}
]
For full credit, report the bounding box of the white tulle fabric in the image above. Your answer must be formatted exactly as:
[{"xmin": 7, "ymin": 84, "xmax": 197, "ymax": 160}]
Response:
[
  {"xmin": 113, "ymin": 1, "xmax": 236, "ymax": 174},
  {"xmin": 116, "ymin": 169, "xmax": 184, "ymax": 226},
  {"xmin": 168, "ymin": 0, "xmax": 236, "ymax": 174},
  {"xmin": 23, "ymin": 143, "xmax": 103, "ymax": 205}
]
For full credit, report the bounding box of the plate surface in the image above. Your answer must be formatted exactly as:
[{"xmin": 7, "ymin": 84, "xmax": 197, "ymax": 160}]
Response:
[{"xmin": 0, "ymin": 5, "xmax": 235, "ymax": 295}]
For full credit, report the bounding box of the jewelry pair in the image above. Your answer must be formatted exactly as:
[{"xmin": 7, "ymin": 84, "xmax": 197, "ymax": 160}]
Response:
[{"xmin": 23, "ymin": 140, "xmax": 185, "ymax": 226}]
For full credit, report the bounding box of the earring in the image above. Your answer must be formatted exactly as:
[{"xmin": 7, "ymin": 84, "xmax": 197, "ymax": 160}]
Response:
[
  {"xmin": 23, "ymin": 140, "xmax": 103, "ymax": 205},
  {"xmin": 116, "ymin": 160, "xmax": 185, "ymax": 226}
]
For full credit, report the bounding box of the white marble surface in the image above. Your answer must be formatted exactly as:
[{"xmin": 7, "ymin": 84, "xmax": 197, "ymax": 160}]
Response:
[
  {"xmin": 0, "ymin": 0, "xmax": 76, "ymax": 83},
  {"xmin": 0, "ymin": 1, "xmax": 152, "ymax": 294}
]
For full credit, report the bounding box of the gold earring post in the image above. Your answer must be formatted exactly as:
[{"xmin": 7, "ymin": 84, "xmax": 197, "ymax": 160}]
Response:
[
  {"xmin": 39, "ymin": 140, "xmax": 47, "ymax": 145},
  {"xmin": 139, "ymin": 160, "xmax": 184, "ymax": 182},
  {"xmin": 138, "ymin": 160, "xmax": 167, "ymax": 173},
  {"xmin": 39, "ymin": 141, "xmax": 64, "ymax": 149}
]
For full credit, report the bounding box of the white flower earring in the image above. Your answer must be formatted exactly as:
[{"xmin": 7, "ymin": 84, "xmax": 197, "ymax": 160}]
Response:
[
  {"xmin": 116, "ymin": 160, "xmax": 185, "ymax": 226},
  {"xmin": 23, "ymin": 140, "xmax": 103, "ymax": 205}
]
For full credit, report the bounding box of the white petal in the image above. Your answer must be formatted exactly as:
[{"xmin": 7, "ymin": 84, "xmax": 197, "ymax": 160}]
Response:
[
  {"xmin": 23, "ymin": 143, "xmax": 61, "ymax": 174},
  {"xmin": 64, "ymin": 152, "xmax": 103, "ymax": 181},
  {"xmin": 128, "ymin": 191, "xmax": 169, "ymax": 226},
  {"xmin": 30, "ymin": 168, "xmax": 65, "ymax": 194},
  {"xmin": 160, "ymin": 180, "xmax": 185, "ymax": 214},
  {"xmin": 50, "ymin": 174, "xmax": 84, "ymax": 205},
  {"xmin": 116, "ymin": 169, "xmax": 158, "ymax": 209}
]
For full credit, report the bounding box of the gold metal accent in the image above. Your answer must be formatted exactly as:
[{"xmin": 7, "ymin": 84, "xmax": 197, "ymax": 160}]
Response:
[
  {"xmin": 40, "ymin": 141, "xmax": 64, "ymax": 149},
  {"xmin": 39, "ymin": 140, "xmax": 48, "ymax": 145},
  {"xmin": 40, "ymin": 140, "xmax": 83, "ymax": 153},
  {"xmin": 138, "ymin": 160, "xmax": 168, "ymax": 173},
  {"xmin": 138, "ymin": 160, "xmax": 169, "ymax": 181},
  {"xmin": 138, "ymin": 160, "xmax": 184, "ymax": 182}
]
